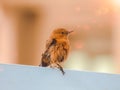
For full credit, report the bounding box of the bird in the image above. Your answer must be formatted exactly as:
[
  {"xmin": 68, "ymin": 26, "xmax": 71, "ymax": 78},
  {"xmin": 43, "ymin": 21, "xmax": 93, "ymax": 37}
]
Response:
[{"xmin": 39, "ymin": 28, "xmax": 73, "ymax": 75}]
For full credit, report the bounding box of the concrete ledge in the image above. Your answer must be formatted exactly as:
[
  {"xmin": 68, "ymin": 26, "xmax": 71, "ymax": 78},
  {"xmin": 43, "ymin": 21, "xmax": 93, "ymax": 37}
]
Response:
[{"xmin": 0, "ymin": 64, "xmax": 120, "ymax": 90}]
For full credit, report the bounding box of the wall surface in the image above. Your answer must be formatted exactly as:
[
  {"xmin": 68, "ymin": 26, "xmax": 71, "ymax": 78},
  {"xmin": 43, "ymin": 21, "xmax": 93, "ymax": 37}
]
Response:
[{"xmin": 0, "ymin": 64, "xmax": 120, "ymax": 90}]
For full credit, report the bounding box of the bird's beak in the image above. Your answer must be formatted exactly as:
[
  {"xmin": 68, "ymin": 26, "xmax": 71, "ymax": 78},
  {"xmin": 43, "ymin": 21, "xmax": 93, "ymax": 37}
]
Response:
[{"xmin": 68, "ymin": 30, "xmax": 74, "ymax": 34}]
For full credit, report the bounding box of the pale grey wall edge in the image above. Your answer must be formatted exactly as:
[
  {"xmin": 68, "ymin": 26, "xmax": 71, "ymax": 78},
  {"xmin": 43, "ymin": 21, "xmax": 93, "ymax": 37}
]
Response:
[{"xmin": 0, "ymin": 64, "xmax": 120, "ymax": 90}]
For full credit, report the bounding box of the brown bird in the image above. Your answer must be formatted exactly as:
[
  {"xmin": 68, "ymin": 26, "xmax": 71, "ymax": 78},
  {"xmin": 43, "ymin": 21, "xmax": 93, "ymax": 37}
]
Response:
[{"xmin": 39, "ymin": 28, "xmax": 73, "ymax": 75}]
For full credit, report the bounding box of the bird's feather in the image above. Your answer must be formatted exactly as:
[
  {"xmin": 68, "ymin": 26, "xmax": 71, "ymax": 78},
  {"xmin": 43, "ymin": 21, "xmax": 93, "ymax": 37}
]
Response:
[
  {"xmin": 50, "ymin": 40, "xmax": 69, "ymax": 63},
  {"xmin": 41, "ymin": 38, "xmax": 56, "ymax": 67}
]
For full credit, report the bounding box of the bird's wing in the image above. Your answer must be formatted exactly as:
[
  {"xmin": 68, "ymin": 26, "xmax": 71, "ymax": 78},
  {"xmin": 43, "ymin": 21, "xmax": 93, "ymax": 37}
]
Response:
[
  {"xmin": 46, "ymin": 38, "xmax": 56, "ymax": 49},
  {"xmin": 41, "ymin": 38, "xmax": 57, "ymax": 67}
]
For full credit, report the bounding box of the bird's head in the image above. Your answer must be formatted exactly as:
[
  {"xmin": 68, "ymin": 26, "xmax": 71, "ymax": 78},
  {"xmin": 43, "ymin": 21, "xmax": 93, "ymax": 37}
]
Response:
[{"xmin": 50, "ymin": 28, "xmax": 73, "ymax": 39}]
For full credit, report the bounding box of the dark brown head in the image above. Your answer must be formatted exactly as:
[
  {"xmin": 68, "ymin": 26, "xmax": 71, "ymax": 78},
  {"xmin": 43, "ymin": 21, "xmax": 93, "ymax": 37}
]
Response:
[{"xmin": 50, "ymin": 28, "xmax": 73, "ymax": 39}]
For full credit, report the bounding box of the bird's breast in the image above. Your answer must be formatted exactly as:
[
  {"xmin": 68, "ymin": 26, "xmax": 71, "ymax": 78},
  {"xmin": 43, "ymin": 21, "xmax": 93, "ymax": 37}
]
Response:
[{"xmin": 54, "ymin": 40, "xmax": 70, "ymax": 61}]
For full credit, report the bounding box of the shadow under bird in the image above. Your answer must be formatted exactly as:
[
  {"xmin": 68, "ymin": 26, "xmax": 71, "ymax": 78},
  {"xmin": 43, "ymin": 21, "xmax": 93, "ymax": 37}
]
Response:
[{"xmin": 39, "ymin": 28, "xmax": 73, "ymax": 75}]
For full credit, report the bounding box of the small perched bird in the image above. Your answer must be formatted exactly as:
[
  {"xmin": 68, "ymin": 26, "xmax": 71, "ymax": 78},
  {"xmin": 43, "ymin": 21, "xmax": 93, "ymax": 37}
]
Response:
[{"xmin": 39, "ymin": 28, "xmax": 73, "ymax": 75}]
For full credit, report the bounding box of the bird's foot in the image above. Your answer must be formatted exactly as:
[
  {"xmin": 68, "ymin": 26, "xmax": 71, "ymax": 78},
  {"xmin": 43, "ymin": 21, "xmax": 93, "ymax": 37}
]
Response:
[{"xmin": 56, "ymin": 63, "xmax": 65, "ymax": 75}]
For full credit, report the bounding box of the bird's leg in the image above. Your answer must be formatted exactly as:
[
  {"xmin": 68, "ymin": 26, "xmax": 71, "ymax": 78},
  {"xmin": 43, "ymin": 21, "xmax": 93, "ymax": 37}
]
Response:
[{"xmin": 56, "ymin": 63, "xmax": 65, "ymax": 75}]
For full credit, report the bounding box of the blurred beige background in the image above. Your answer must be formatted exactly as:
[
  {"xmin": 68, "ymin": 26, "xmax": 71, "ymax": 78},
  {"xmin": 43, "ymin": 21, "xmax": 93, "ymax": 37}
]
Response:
[{"xmin": 0, "ymin": 0, "xmax": 120, "ymax": 74}]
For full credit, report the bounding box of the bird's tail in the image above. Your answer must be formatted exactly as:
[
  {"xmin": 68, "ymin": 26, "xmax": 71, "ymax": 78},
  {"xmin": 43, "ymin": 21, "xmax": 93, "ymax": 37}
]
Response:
[
  {"xmin": 39, "ymin": 53, "xmax": 50, "ymax": 67},
  {"xmin": 41, "ymin": 60, "xmax": 49, "ymax": 67},
  {"xmin": 39, "ymin": 58, "xmax": 50, "ymax": 67}
]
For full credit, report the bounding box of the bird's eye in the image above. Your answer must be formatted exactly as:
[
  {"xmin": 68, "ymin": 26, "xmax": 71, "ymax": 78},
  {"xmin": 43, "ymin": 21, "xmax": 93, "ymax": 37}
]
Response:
[{"xmin": 61, "ymin": 32, "xmax": 64, "ymax": 34}]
